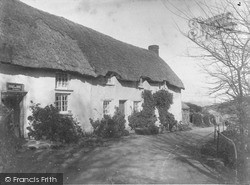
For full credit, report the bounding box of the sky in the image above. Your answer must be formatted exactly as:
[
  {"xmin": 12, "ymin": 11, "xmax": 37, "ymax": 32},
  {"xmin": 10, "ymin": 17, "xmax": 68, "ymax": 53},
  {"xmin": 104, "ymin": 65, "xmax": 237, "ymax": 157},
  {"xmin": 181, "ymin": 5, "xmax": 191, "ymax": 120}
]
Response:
[{"xmin": 19, "ymin": 0, "xmax": 227, "ymax": 106}]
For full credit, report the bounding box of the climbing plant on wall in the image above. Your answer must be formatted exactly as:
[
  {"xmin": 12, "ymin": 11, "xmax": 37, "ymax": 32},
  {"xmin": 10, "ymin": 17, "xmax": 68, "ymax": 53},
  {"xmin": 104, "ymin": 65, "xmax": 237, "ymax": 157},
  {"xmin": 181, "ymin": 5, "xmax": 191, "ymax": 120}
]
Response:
[
  {"xmin": 128, "ymin": 89, "xmax": 177, "ymax": 133},
  {"xmin": 153, "ymin": 89, "xmax": 177, "ymax": 128},
  {"xmin": 128, "ymin": 90, "xmax": 157, "ymax": 132}
]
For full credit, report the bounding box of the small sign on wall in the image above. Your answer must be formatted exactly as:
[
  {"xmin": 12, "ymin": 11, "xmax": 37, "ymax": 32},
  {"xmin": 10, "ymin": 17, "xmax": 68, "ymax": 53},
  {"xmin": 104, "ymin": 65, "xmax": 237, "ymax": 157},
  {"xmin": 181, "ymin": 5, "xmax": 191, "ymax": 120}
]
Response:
[{"xmin": 6, "ymin": 83, "xmax": 24, "ymax": 92}]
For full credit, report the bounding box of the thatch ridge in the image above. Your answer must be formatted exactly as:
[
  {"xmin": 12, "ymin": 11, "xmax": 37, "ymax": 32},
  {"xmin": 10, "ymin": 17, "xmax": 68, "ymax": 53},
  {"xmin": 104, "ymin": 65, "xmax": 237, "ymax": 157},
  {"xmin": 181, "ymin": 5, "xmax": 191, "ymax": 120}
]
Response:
[{"xmin": 0, "ymin": 0, "xmax": 184, "ymax": 89}]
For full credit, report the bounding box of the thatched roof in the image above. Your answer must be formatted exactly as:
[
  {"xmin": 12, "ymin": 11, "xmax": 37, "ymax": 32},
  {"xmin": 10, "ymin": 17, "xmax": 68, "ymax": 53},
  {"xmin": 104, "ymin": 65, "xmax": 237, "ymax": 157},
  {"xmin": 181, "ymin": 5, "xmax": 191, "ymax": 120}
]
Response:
[{"xmin": 0, "ymin": 0, "xmax": 184, "ymax": 89}]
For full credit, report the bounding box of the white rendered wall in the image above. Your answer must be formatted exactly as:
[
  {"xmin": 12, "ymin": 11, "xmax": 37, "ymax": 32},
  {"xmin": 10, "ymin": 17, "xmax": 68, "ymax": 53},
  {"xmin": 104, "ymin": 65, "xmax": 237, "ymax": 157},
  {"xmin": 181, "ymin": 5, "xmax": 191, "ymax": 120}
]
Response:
[{"xmin": 0, "ymin": 64, "xmax": 183, "ymax": 136}]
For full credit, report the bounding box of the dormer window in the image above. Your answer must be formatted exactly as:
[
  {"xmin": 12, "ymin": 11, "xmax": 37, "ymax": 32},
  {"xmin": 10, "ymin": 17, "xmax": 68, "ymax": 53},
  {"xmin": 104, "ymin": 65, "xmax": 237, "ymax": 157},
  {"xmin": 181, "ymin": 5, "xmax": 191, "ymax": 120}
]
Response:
[
  {"xmin": 106, "ymin": 76, "xmax": 115, "ymax": 86},
  {"xmin": 161, "ymin": 81, "xmax": 168, "ymax": 90},
  {"xmin": 138, "ymin": 78, "xmax": 144, "ymax": 89},
  {"xmin": 56, "ymin": 73, "xmax": 69, "ymax": 89}
]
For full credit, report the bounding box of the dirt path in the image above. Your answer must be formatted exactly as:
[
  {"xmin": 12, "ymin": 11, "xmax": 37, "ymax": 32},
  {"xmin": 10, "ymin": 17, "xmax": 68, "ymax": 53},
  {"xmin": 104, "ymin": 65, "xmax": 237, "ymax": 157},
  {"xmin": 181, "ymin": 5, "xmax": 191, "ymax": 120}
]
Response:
[
  {"xmin": 11, "ymin": 127, "xmax": 235, "ymax": 184},
  {"xmin": 63, "ymin": 127, "xmax": 232, "ymax": 184}
]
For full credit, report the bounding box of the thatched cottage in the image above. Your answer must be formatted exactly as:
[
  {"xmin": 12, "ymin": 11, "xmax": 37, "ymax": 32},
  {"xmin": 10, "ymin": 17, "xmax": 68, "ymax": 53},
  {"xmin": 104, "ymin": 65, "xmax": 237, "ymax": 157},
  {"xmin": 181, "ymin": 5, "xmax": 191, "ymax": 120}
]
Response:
[{"xmin": 0, "ymin": 0, "xmax": 184, "ymax": 138}]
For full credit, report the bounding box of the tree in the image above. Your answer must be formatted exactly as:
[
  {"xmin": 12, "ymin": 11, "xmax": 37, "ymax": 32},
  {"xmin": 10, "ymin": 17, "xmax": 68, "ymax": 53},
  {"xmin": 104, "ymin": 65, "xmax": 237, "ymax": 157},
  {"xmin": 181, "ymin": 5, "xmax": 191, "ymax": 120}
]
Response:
[
  {"xmin": 185, "ymin": 102, "xmax": 202, "ymax": 113},
  {"xmin": 163, "ymin": 0, "xmax": 250, "ymax": 183}
]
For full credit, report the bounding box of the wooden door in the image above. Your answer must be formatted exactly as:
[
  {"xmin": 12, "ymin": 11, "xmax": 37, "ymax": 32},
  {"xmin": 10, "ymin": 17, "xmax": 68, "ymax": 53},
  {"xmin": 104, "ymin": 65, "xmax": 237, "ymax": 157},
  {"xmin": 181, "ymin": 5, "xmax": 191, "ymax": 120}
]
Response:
[{"xmin": 119, "ymin": 100, "xmax": 126, "ymax": 115}]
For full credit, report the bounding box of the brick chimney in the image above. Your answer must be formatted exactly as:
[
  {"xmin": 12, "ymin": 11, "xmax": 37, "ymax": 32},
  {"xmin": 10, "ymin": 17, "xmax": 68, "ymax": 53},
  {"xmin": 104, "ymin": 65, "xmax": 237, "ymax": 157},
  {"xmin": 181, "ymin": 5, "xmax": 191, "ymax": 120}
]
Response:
[{"xmin": 148, "ymin": 45, "xmax": 159, "ymax": 56}]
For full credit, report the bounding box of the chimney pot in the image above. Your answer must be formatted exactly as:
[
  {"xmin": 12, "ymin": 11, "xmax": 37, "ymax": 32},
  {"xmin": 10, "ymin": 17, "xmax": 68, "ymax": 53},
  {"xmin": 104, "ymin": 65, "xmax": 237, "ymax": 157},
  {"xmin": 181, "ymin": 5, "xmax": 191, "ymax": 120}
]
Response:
[{"xmin": 148, "ymin": 45, "xmax": 159, "ymax": 56}]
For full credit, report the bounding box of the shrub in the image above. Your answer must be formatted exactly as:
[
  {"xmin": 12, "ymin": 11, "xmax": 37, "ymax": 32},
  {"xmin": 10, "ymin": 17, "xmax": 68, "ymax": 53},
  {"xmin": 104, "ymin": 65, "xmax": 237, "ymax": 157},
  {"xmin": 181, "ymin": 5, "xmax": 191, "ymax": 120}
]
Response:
[
  {"xmin": 165, "ymin": 112, "xmax": 177, "ymax": 129},
  {"xmin": 128, "ymin": 111, "xmax": 157, "ymax": 130},
  {"xmin": 123, "ymin": 130, "xmax": 130, "ymax": 136},
  {"xmin": 142, "ymin": 90, "xmax": 155, "ymax": 117},
  {"xmin": 156, "ymin": 106, "xmax": 177, "ymax": 130},
  {"xmin": 177, "ymin": 123, "xmax": 192, "ymax": 131},
  {"xmin": 153, "ymin": 90, "xmax": 177, "ymax": 130},
  {"xmin": 129, "ymin": 89, "xmax": 177, "ymax": 134},
  {"xmin": 202, "ymin": 114, "xmax": 211, "ymax": 127},
  {"xmin": 135, "ymin": 127, "xmax": 151, "ymax": 135},
  {"xmin": 148, "ymin": 124, "xmax": 159, "ymax": 135},
  {"xmin": 192, "ymin": 112, "xmax": 203, "ymax": 127},
  {"xmin": 185, "ymin": 102, "xmax": 202, "ymax": 113},
  {"xmin": 135, "ymin": 125, "xmax": 159, "ymax": 135},
  {"xmin": 202, "ymin": 113, "xmax": 215, "ymax": 127},
  {"xmin": 128, "ymin": 111, "xmax": 143, "ymax": 130},
  {"xmin": 27, "ymin": 102, "xmax": 83, "ymax": 143},
  {"xmin": 220, "ymin": 125, "xmax": 249, "ymax": 170},
  {"xmin": 0, "ymin": 109, "xmax": 21, "ymax": 172},
  {"xmin": 128, "ymin": 90, "xmax": 156, "ymax": 131},
  {"xmin": 153, "ymin": 89, "xmax": 173, "ymax": 110},
  {"xmin": 90, "ymin": 109, "xmax": 127, "ymax": 138}
]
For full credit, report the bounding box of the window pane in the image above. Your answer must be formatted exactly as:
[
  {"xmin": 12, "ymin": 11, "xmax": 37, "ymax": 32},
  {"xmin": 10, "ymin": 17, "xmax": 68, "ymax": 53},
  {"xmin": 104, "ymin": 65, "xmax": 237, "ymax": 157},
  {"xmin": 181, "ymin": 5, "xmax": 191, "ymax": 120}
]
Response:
[
  {"xmin": 56, "ymin": 73, "xmax": 68, "ymax": 88},
  {"xmin": 55, "ymin": 94, "xmax": 68, "ymax": 112},
  {"xmin": 133, "ymin": 101, "xmax": 140, "ymax": 112},
  {"xmin": 103, "ymin": 100, "xmax": 110, "ymax": 115},
  {"xmin": 58, "ymin": 100, "xmax": 61, "ymax": 111}
]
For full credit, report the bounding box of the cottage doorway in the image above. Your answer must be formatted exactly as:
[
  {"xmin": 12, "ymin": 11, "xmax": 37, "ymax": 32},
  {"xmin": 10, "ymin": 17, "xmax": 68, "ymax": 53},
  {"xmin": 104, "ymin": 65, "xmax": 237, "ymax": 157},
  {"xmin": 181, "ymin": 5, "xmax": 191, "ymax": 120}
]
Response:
[
  {"xmin": 119, "ymin": 100, "xmax": 126, "ymax": 115},
  {"xmin": 1, "ymin": 91, "xmax": 27, "ymax": 138}
]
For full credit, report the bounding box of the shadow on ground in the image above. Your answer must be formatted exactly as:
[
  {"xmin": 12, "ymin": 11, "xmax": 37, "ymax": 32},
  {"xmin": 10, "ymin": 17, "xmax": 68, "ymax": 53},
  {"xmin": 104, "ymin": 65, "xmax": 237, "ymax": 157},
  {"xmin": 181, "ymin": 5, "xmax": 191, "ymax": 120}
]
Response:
[
  {"xmin": 8, "ymin": 127, "xmax": 236, "ymax": 184},
  {"xmin": 150, "ymin": 131, "xmax": 235, "ymax": 184}
]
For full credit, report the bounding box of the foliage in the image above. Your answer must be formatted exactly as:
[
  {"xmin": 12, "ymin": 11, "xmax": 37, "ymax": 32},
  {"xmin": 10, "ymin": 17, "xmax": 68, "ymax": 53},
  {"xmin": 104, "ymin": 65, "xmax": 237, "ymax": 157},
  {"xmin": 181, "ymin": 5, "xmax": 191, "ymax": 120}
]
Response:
[
  {"xmin": 129, "ymin": 89, "xmax": 177, "ymax": 134},
  {"xmin": 141, "ymin": 90, "xmax": 155, "ymax": 118},
  {"xmin": 177, "ymin": 123, "xmax": 192, "ymax": 131},
  {"xmin": 170, "ymin": 1, "xmax": 250, "ymax": 181},
  {"xmin": 135, "ymin": 124, "xmax": 159, "ymax": 135},
  {"xmin": 27, "ymin": 102, "xmax": 83, "ymax": 143},
  {"xmin": 128, "ymin": 111, "xmax": 157, "ymax": 130},
  {"xmin": 153, "ymin": 90, "xmax": 177, "ymax": 129},
  {"xmin": 185, "ymin": 102, "xmax": 202, "ymax": 113},
  {"xmin": 202, "ymin": 114, "xmax": 211, "ymax": 127},
  {"xmin": 217, "ymin": 100, "xmax": 237, "ymax": 115},
  {"xmin": 202, "ymin": 113, "xmax": 215, "ymax": 127},
  {"xmin": 0, "ymin": 109, "xmax": 22, "ymax": 172},
  {"xmin": 219, "ymin": 123, "xmax": 250, "ymax": 170},
  {"xmin": 78, "ymin": 136, "xmax": 104, "ymax": 148},
  {"xmin": 220, "ymin": 127, "xmax": 241, "ymax": 168},
  {"xmin": 164, "ymin": 111, "xmax": 177, "ymax": 130},
  {"xmin": 128, "ymin": 90, "xmax": 156, "ymax": 131},
  {"xmin": 134, "ymin": 127, "xmax": 150, "ymax": 135},
  {"xmin": 148, "ymin": 124, "xmax": 159, "ymax": 134},
  {"xmin": 128, "ymin": 112, "xmax": 146, "ymax": 130},
  {"xmin": 90, "ymin": 109, "xmax": 127, "ymax": 138},
  {"xmin": 223, "ymin": 124, "xmax": 242, "ymax": 142},
  {"xmin": 153, "ymin": 90, "xmax": 173, "ymax": 110},
  {"xmin": 191, "ymin": 112, "xmax": 203, "ymax": 127}
]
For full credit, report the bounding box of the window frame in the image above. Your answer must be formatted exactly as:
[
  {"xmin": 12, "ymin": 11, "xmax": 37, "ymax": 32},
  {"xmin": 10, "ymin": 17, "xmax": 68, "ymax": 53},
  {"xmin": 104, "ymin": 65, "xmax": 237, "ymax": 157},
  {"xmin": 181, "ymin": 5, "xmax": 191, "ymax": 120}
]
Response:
[
  {"xmin": 55, "ymin": 93, "xmax": 69, "ymax": 113},
  {"xmin": 138, "ymin": 78, "xmax": 144, "ymax": 89},
  {"xmin": 160, "ymin": 81, "xmax": 168, "ymax": 90},
  {"xmin": 133, "ymin": 101, "xmax": 141, "ymax": 112},
  {"xmin": 106, "ymin": 76, "xmax": 115, "ymax": 86},
  {"xmin": 103, "ymin": 100, "xmax": 111, "ymax": 115},
  {"xmin": 55, "ymin": 73, "xmax": 70, "ymax": 90}
]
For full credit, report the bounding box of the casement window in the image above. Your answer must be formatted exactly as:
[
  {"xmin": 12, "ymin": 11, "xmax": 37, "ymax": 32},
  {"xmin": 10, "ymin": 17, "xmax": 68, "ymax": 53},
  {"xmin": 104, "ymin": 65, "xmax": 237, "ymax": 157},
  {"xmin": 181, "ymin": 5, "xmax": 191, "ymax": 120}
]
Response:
[
  {"xmin": 160, "ymin": 81, "xmax": 168, "ymax": 90},
  {"xmin": 133, "ymin": 101, "xmax": 140, "ymax": 112},
  {"xmin": 56, "ymin": 73, "xmax": 69, "ymax": 89},
  {"xmin": 55, "ymin": 93, "xmax": 68, "ymax": 112},
  {"xmin": 103, "ymin": 100, "xmax": 111, "ymax": 115}
]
